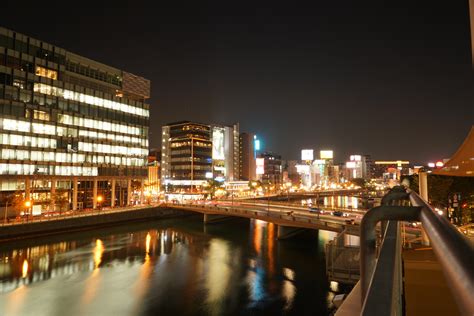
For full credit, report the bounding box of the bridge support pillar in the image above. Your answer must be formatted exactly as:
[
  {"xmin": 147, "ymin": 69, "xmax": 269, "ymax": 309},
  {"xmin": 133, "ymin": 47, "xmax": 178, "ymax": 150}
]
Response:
[
  {"xmin": 277, "ymin": 225, "xmax": 307, "ymax": 240},
  {"xmin": 203, "ymin": 213, "xmax": 233, "ymax": 224}
]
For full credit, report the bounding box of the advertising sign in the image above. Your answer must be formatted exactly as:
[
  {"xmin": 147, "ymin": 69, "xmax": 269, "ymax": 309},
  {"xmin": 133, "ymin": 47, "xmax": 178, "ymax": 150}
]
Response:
[
  {"xmin": 255, "ymin": 139, "xmax": 261, "ymax": 151},
  {"xmin": 212, "ymin": 127, "xmax": 225, "ymax": 160},
  {"xmin": 320, "ymin": 150, "xmax": 333, "ymax": 159},
  {"xmin": 301, "ymin": 149, "xmax": 314, "ymax": 161},
  {"xmin": 256, "ymin": 158, "xmax": 265, "ymax": 175},
  {"xmin": 350, "ymin": 155, "xmax": 361, "ymax": 161},
  {"xmin": 346, "ymin": 161, "xmax": 356, "ymax": 168}
]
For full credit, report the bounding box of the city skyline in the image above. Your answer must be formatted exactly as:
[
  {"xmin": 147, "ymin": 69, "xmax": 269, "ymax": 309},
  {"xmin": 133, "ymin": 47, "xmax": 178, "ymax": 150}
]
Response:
[{"xmin": 1, "ymin": 1, "xmax": 472, "ymax": 164}]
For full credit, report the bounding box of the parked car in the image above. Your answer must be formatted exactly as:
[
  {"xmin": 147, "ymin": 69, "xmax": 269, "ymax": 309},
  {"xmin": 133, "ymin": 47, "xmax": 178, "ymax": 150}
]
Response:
[{"xmin": 333, "ymin": 210, "xmax": 344, "ymax": 217}]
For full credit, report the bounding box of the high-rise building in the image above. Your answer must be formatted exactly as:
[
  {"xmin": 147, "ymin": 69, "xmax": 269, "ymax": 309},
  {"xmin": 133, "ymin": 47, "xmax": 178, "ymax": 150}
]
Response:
[
  {"xmin": 257, "ymin": 152, "xmax": 282, "ymax": 185},
  {"xmin": 239, "ymin": 132, "xmax": 256, "ymax": 181},
  {"xmin": 0, "ymin": 27, "xmax": 150, "ymax": 211},
  {"xmin": 211, "ymin": 123, "xmax": 239, "ymax": 181},
  {"xmin": 364, "ymin": 154, "xmax": 374, "ymax": 179},
  {"xmin": 345, "ymin": 155, "xmax": 370, "ymax": 180},
  {"xmin": 283, "ymin": 160, "xmax": 299, "ymax": 185},
  {"xmin": 161, "ymin": 121, "xmax": 239, "ymax": 192},
  {"xmin": 161, "ymin": 121, "xmax": 212, "ymax": 192}
]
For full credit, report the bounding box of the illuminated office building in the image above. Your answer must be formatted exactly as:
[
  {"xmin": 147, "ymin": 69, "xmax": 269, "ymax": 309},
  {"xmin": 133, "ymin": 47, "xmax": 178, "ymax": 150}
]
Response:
[
  {"xmin": 210, "ymin": 123, "xmax": 240, "ymax": 182},
  {"xmin": 239, "ymin": 132, "xmax": 256, "ymax": 181},
  {"xmin": 161, "ymin": 121, "xmax": 239, "ymax": 192},
  {"xmin": 257, "ymin": 152, "xmax": 282, "ymax": 185},
  {"xmin": 0, "ymin": 27, "xmax": 150, "ymax": 211}
]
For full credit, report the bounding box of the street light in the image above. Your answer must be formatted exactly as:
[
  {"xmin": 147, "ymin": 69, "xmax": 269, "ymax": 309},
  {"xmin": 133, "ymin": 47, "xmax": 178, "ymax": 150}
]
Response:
[
  {"xmin": 97, "ymin": 195, "xmax": 103, "ymax": 211},
  {"xmin": 24, "ymin": 200, "xmax": 32, "ymax": 222}
]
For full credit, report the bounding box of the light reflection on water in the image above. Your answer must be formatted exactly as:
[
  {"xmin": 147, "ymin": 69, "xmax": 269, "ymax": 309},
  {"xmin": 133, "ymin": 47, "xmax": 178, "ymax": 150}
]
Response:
[
  {"xmin": 0, "ymin": 217, "xmax": 341, "ymax": 315},
  {"xmin": 300, "ymin": 195, "xmax": 363, "ymax": 209}
]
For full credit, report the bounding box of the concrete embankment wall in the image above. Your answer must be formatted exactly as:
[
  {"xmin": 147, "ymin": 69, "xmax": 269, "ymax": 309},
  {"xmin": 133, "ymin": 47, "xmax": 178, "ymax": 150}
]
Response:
[{"xmin": 0, "ymin": 207, "xmax": 189, "ymax": 241}]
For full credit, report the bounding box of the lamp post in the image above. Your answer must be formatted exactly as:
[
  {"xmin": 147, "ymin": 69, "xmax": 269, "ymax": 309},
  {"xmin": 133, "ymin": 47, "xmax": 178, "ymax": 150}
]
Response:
[
  {"xmin": 97, "ymin": 195, "xmax": 103, "ymax": 212},
  {"xmin": 24, "ymin": 200, "xmax": 32, "ymax": 222}
]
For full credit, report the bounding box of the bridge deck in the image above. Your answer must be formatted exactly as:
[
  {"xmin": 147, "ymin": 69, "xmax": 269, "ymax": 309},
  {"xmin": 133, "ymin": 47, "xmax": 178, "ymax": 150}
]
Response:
[{"xmin": 170, "ymin": 204, "xmax": 361, "ymax": 236}]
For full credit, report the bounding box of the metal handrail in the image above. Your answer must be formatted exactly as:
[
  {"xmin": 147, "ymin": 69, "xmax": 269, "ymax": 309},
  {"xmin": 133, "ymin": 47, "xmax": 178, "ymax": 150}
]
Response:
[
  {"xmin": 359, "ymin": 186, "xmax": 474, "ymax": 315},
  {"xmin": 409, "ymin": 190, "xmax": 474, "ymax": 315},
  {"xmin": 360, "ymin": 204, "xmax": 420, "ymax": 301},
  {"xmin": 362, "ymin": 221, "xmax": 403, "ymax": 316}
]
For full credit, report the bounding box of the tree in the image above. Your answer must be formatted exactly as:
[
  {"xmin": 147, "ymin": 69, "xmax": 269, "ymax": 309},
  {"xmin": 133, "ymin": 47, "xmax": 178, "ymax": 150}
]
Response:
[
  {"xmin": 206, "ymin": 179, "xmax": 223, "ymax": 199},
  {"xmin": 52, "ymin": 191, "xmax": 69, "ymax": 213},
  {"xmin": 350, "ymin": 178, "xmax": 366, "ymax": 188},
  {"xmin": 7, "ymin": 191, "xmax": 27, "ymax": 219},
  {"xmin": 401, "ymin": 174, "xmax": 474, "ymax": 225}
]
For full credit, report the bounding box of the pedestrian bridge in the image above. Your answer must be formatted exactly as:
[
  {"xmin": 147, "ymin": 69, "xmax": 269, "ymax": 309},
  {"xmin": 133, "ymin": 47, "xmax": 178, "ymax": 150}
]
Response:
[{"xmin": 335, "ymin": 186, "xmax": 474, "ymax": 316}]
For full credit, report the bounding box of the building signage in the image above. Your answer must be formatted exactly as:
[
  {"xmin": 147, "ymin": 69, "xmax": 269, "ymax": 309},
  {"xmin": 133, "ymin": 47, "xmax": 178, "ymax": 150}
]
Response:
[
  {"xmin": 256, "ymin": 158, "xmax": 265, "ymax": 175},
  {"xmin": 320, "ymin": 150, "xmax": 333, "ymax": 159},
  {"xmin": 212, "ymin": 127, "xmax": 225, "ymax": 160},
  {"xmin": 301, "ymin": 149, "xmax": 314, "ymax": 161}
]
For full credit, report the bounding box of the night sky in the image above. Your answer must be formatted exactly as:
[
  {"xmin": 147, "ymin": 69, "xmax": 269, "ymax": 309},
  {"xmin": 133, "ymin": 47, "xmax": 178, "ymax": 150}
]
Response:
[{"xmin": 1, "ymin": 1, "xmax": 473, "ymax": 164}]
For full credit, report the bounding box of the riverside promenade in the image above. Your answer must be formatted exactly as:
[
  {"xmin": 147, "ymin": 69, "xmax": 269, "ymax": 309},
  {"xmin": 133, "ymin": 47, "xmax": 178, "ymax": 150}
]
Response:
[{"xmin": 0, "ymin": 204, "xmax": 187, "ymax": 241}]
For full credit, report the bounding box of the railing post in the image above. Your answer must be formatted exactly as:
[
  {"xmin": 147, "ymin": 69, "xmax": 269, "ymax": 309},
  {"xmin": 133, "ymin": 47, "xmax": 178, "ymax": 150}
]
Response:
[{"xmin": 418, "ymin": 172, "xmax": 430, "ymax": 246}]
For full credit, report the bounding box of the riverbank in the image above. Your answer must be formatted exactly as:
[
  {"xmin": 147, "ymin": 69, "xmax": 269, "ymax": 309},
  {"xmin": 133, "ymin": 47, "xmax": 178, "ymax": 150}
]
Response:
[{"xmin": 0, "ymin": 206, "xmax": 189, "ymax": 242}]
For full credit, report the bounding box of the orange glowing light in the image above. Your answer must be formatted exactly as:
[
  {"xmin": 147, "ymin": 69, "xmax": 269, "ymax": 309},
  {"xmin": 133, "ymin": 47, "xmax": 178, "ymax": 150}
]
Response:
[
  {"xmin": 22, "ymin": 259, "xmax": 28, "ymax": 278},
  {"xmin": 146, "ymin": 232, "xmax": 151, "ymax": 254}
]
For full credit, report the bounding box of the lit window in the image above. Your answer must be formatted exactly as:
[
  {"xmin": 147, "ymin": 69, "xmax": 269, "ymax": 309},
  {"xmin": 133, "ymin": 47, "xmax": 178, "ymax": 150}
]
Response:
[
  {"xmin": 33, "ymin": 110, "xmax": 50, "ymax": 121},
  {"xmin": 35, "ymin": 66, "xmax": 58, "ymax": 80}
]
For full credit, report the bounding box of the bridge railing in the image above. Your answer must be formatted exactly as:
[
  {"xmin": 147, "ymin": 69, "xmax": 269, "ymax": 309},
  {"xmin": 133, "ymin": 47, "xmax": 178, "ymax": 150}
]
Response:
[{"xmin": 353, "ymin": 186, "xmax": 474, "ymax": 316}]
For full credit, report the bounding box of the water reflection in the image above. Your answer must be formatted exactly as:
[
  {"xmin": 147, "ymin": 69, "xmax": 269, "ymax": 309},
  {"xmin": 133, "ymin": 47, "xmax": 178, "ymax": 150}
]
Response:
[
  {"xmin": 205, "ymin": 239, "xmax": 232, "ymax": 315},
  {"xmin": 93, "ymin": 239, "xmax": 104, "ymax": 269},
  {"xmin": 21, "ymin": 260, "xmax": 28, "ymax": 278},
  {"xmin": 0, "ymin": 218, "xmax": 342, "ymax": 316}
]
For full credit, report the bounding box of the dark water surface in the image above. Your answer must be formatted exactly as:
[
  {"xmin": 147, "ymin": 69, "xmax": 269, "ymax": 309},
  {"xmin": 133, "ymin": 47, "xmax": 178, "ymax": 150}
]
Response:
[{"xmin": 0, "ymin": 216, "xmax": 342, "ymax": 316}]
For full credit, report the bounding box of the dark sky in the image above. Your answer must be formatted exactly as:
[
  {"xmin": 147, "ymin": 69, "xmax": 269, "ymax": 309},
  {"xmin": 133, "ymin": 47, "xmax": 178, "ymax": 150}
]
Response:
[{"xmin": 1, "ymin": 1, "xmax": 473, "ymax": 164}]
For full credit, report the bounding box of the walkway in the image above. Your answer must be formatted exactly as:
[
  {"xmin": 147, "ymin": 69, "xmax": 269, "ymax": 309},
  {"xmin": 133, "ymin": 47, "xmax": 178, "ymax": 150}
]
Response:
[{"xmin": 403, "ymin": 247, "xmax": 459, "ymax": 316}]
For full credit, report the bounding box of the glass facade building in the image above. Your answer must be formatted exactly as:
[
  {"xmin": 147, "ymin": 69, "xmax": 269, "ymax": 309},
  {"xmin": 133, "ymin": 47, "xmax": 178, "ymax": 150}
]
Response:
[
  {"xmin": 161, "ymin": 121, "xmax": 239, "ymax": 192},
  {"xmin": 0, "ymin": 27, "xmax": 150, "ymax": 212}
]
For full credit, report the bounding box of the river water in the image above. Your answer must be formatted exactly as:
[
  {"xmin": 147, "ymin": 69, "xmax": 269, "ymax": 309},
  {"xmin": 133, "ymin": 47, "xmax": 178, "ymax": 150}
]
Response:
[{"xmin": 0, "ymin": 215, "xmax": 344, "ymax": 316}]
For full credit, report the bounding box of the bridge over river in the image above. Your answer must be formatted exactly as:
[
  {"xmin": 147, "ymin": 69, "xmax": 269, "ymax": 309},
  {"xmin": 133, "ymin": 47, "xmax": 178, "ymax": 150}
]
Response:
[{"xmin": 165, "ymin": 200, "xmax": 362, "ymax": 238}]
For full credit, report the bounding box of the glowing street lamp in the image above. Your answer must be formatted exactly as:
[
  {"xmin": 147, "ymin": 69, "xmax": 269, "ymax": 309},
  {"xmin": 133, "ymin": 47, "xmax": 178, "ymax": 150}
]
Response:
[
  {"xmin": 97, "ymin": 195, "xmax": 103, "ymax": 210},
  {"xmin": 24, "ymin": 200, "xmax": 32, "ymax": 222}
]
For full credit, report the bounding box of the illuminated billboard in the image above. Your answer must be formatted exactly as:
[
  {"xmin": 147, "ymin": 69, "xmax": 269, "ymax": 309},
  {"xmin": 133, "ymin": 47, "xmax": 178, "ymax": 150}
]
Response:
[
  {"xmin": 346, "ymin": 161, "xmax": 356, "ymax": 168},
  {"xmin": 320, "ymin": 150, "xmax": 333, "ymax": 159},
  {"xmin": 212, "ymin": 127, "xmax": 225, "ymax": 160},
  {"xmin": 255, "ymin": 139, "xmax": 261, "ymax": 151},
  {"xmin": 256, "ymin": 158, "xmax": 265, "ymax": 175},
  {"xmin": 301, "ymin": 149, "xmax": 314, "ymax": 161},
  {"xmin": 350, "ymin": 155, "xmax": 361, "ymax": 161}
]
